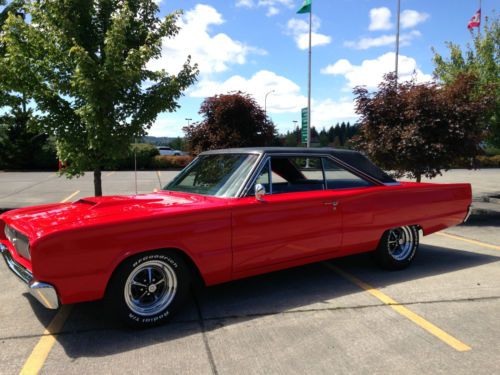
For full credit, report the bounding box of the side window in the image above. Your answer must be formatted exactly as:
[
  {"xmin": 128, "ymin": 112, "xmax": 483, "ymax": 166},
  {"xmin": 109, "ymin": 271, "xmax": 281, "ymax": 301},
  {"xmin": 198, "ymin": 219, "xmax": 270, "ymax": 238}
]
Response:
[
  {"xmin": 255, "ymin": 160, "xmax": 270, "ymax": 187},
  {"xmin": 248, "ymin": 159, "xmax": 270, "ymax": 195},
  {"xmin": 322, "ymin": 158, "xmax": 373, "ymax": 190},
  {"xmin": 270, "ymin": 156, "xmax": 325, "ymax": 194}
]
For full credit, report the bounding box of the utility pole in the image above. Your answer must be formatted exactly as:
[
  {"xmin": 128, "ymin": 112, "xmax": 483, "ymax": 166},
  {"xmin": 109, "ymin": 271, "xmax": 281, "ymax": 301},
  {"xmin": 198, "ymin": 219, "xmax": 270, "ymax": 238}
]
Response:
[
  {"xmin": 479, "ymin": 0, "xmax": 482, "ymax": 36},
  {"xmin": 395, "ymin": 0, "xmax": 401, "ymax": 81},
  {"xmin": 297, "ymin": 0, "xmax": 313, "ymax": 148},
  {"xmin": 307, "ymin": 8, "xmax": 312, "ymax": 148},
  {"xmin": 185, "ymin": 118, "xmax": 192, "ymax": 126}
]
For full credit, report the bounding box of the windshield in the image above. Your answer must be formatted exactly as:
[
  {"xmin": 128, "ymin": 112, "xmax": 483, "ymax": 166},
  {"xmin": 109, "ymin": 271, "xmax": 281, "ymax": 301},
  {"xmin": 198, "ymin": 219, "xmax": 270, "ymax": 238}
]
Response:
[{"xmin": 164, "ymin": 154, "xmax": 259, "ymax": 197}]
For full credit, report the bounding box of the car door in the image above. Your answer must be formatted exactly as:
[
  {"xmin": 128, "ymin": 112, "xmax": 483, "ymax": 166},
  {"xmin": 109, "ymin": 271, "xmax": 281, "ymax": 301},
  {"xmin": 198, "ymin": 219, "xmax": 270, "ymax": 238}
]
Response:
[{"xmin": 231, "ymin": 155, "xmax": 343, "ymax": 274}]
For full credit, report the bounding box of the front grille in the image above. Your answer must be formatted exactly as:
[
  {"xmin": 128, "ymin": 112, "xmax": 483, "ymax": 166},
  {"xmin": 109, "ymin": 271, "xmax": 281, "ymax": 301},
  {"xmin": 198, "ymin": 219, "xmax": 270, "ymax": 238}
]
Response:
[{"xmin": 4, "ymin": 225, "xmax": 31, "ymax": 260}]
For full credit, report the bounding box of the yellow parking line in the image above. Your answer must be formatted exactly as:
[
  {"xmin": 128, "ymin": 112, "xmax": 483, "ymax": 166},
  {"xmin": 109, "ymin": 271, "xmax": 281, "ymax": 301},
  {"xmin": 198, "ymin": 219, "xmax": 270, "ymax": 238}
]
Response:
[
  {"xmin": 18, "ymin": 190, "xmax": 83, "ymax": 373},
  {"xmin": 325, "ymin": 264, "xmax": 471, "ymax": 352},
  {"xmin": 19, "ymin": 306, "xmax": 73, "ymax": 375},
  {"xmin": 105, "ymin": 171, "xmax": 115, "ymax": 177},
  {"xmin": 436, "ymin": 232, "xmax": 500, "ymax": 251},
  {"xmin": 59, "ymin": 190, "xmax": 80, "ymax": 203}
]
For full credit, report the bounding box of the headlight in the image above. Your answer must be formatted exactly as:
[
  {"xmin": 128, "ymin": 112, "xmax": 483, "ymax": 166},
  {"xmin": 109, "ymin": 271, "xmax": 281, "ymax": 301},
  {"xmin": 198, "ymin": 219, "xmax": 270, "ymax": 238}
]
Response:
[{"xmin": 4, "ymin": 225, "xmax": 31, "ymax": 260}]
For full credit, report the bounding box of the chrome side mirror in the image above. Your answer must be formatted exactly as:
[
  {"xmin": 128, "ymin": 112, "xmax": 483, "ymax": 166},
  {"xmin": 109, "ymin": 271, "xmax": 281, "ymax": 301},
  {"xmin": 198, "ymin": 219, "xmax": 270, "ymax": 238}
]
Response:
[{"xmin": 255, "ymin": 183, "xmax": 266, "ymax": 201}]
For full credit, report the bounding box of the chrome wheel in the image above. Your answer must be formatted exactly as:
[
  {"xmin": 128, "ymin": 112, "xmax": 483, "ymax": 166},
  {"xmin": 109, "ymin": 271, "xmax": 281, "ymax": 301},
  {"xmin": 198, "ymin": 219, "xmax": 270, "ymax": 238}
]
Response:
[
  {"xmin": 387, "ymin": 226, "xmax": 415, "ymax": 261},
  {"xmin": 124, "ymin": 260, "xmax": 178, "ymax": 316}
]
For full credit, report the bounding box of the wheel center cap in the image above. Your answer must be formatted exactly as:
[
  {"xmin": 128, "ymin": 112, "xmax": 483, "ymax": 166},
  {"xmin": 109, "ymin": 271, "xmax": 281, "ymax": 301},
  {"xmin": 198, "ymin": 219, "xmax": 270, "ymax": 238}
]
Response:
[
  {"xmin": 148, "ymin": 285, "xmax": 157, "ymax": 293},
  {"xmin": 398, "ymin": 239, "xmax": 404, "ymax": 245}
]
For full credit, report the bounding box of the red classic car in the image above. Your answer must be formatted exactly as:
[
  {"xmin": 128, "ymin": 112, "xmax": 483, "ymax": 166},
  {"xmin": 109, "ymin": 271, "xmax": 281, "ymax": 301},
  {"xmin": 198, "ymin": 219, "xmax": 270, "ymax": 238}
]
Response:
[{"xmin": 1, "ymin": 148, "xmax": 471, "ymax": 327}]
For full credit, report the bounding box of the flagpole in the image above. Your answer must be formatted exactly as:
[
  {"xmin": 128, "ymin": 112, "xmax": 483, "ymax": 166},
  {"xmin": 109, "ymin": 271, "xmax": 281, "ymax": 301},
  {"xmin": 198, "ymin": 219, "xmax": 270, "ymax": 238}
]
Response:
[
  {"xmin": 307, "ymin": 5, "xmax": 312, "ymax": 148},
  {"xmin": 479, "ymin": 0, "xmax": 481, "ymax": 36},
  {"xmin": 395, "ymin": 0, "xmax": 401, "ymax": 81}
]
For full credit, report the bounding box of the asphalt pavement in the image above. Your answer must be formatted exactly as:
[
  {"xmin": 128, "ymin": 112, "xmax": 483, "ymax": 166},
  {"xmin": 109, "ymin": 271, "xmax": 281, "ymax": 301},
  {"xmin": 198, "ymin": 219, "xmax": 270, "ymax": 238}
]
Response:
[{"xmin": 0, "ymin": 169, "xmax": 499, "ymax": 374}]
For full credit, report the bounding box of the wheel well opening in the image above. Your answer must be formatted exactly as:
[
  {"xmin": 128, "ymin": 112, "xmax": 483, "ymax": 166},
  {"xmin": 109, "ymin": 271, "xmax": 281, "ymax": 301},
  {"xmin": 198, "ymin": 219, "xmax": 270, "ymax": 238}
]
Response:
[
  {"xmin": 105, "ymin": 248, "xmax": 206, "ymax": 297},
  {"xmin": 165, "ymin": 248, "xmax": 205, "ymax": 288}
]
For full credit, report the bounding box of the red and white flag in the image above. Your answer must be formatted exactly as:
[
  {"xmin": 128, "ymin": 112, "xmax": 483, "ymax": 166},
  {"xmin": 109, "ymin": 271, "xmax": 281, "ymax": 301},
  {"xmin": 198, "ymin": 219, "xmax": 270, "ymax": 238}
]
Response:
[{"xmin": 467, "ymin": 9, "xmax": 481, "ymax": 30}]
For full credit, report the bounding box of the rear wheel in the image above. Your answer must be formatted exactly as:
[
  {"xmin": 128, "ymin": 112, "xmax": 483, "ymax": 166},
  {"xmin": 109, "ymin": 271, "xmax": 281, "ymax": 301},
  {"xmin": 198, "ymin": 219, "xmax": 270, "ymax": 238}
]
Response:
[
  {"xmin": 107, "ymin": 251, "xmax": 190, "ymax": 328},
  {"xmin": 375, "ymin": 226, "xmax": 419, "ymax": 270}
]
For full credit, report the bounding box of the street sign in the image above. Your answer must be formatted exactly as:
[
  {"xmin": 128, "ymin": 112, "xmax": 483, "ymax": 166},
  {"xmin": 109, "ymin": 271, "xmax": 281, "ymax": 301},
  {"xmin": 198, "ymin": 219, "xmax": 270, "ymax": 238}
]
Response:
[{"xmin": 301, "ymin": 107, "xmax": 308, "ymax": 144}]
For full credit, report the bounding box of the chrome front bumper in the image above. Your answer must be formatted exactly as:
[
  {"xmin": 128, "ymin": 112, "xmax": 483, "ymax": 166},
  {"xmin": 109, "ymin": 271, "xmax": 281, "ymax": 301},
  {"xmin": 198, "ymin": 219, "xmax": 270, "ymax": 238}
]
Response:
[{"xmin": 0, "ymin": 243, "xmax": 59, "ymax": 309}]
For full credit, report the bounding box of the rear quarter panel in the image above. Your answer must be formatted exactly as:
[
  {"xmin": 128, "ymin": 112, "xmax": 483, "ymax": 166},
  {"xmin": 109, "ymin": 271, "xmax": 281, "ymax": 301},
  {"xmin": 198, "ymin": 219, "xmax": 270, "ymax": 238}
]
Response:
[{"xmin": 340, "ymin": 182, "xmax": 471, "ymax": 254}]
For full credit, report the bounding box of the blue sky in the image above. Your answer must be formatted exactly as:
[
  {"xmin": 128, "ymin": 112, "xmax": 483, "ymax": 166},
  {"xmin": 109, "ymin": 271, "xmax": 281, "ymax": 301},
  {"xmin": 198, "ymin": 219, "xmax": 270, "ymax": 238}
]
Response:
[
  {"xmin": 149, "ymin": 0, "xmax": 496, "ymax": 138},
  {"xmin": 2, "ymin": 1, "xmax": 492, "ymax": 137}
]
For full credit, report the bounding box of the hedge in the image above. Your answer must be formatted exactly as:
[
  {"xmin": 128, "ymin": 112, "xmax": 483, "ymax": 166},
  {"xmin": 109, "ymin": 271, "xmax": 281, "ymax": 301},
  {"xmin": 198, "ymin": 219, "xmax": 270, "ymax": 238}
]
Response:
[
  {"xmin": 152, "ymin": 155, "xmax": 194, "ymax": 169},
  {"xmin": 113, "ymin": 143, "xmax": 160, "ymax": 170},
  {"xmin": 476, "ymin": 155, "xmax": 500, "ymax": 167}
]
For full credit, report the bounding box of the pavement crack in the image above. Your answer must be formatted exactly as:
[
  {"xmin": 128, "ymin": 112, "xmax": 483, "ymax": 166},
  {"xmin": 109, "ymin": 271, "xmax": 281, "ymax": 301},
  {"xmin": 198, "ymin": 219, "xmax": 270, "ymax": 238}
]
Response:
[
  {"xmin": 0, "ymin": 174, "xmax": 57, "ymax": 200},
  {"xmin": 1, "ymin": 295, "xmax": 499, "ymax": 342},
  {"xmin": 192, "ymin": 288, "xmax": 219, "ymax": 375}
]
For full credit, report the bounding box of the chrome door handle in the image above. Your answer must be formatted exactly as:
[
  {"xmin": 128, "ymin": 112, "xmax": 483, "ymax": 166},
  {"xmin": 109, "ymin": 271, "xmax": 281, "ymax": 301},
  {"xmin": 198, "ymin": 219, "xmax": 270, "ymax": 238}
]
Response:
[{"xmin": 322, "ymin": 201, "xmax": 339, "ymax": 210}]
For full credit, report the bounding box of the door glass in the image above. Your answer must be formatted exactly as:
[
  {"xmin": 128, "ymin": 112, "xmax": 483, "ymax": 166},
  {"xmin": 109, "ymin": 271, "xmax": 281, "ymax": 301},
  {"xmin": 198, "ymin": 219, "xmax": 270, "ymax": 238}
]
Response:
[
  {"xmin": 269, "ymin": 156, "xmax": 325, "ymax": 194},
  {"xmin": 322, "ymin": 158, "xmax": 373, "ymax": 189}
]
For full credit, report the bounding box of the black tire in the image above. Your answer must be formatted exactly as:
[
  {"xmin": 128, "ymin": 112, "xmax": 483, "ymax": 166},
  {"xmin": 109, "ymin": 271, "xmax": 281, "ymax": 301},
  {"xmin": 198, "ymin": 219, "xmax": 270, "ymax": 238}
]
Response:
[
  {"xmin": 107, "ymin": 251, "xmax": 190, "ymax": 328},
  {"xmin": 375, "ymin": 226, "xmax": 419, "ymax": 270}
]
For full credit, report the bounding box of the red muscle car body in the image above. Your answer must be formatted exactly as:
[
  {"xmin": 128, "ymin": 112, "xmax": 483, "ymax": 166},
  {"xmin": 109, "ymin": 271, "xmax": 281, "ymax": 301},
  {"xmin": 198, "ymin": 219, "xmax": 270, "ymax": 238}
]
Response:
[{"xmin": 0, "ymin": 148, "xmax": 471, "ymax": 327}]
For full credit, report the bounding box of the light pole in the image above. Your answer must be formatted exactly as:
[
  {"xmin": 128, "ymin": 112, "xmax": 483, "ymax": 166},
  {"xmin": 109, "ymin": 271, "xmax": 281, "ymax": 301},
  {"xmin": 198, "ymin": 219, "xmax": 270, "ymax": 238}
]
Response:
[
  {"xmin": 264, "ymin": 90, "xmax": 275, "ymax": 117},
  {"xmin": 185, "ymin": 118, "xmax": 192, "ymax": 126},
  {"xmin": 395, "ymin": 0, "xmax": 401, "ymax": 82}
]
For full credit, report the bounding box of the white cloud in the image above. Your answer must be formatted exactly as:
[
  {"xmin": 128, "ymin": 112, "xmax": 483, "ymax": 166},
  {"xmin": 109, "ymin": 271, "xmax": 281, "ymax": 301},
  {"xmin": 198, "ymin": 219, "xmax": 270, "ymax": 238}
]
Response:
[
  {"xmin": 344, "ymin": 30, "xmax": 421, "ymax": 49},
  {"xmin": 190, "ymin": 70, "xmax": 307, "ymax": 113},
  {"xmin": 321, "ymin": 52, "xmax": 432, "ymax": 90},
  {"xmin": 313, "ymin": 98, "xmax": 357, "ymax": 125},
  {"xmin": 236, "ymin": 0, "xmax": 254, "ymax": 7},
  {"xmin": 236, "ymin": 0, "xmax": 294, "ymax": 16},
  {"xmin": 148, "ymin": 4, "xmax": 265, "ymax": 75},
  {"xmin": 286, "ymin": 16, "xmax": 332, "ymax": 50},
  {"xmin": 401, "ymin": 10, "xmax": 430, "ymax": 28},
  {"xmin": 369, "ymin": 7, "xmax": 392, "ymax": 31},
  {"xmin": 148, "ymin": 118, "xmax": 183, "ymax": 137},
  {"xmin": 266, "ymin": 6, "xmax": 279, "ymax": 16}
]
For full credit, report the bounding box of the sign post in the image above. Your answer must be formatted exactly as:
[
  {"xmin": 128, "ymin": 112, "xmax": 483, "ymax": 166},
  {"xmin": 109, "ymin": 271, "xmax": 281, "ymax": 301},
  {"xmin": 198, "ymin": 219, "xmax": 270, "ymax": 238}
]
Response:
[{"xmin": 301, "ymin": 107, "xmax": 308, "ymax": 144}]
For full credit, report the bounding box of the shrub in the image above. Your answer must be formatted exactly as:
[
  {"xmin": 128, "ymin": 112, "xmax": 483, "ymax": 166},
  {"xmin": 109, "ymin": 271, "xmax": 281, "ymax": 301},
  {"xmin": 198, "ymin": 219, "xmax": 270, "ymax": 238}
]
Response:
[
  {"xmin": 476, "ymin": 155, "xmax": 500, "ymax": 167},
  {"xmin": 152, "ymin": 155, "xmax": 194, "ymax": 169},
  {"xmin": 114, "ymin": 143, "xmax": 159, "ymax": 170}
]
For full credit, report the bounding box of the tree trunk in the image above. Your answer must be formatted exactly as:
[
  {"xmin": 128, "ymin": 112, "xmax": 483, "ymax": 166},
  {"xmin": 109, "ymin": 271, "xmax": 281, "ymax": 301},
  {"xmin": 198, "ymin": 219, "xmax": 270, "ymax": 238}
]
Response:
[
  {"xmin": 416, "ymin": 173, "xmax": 422, "ymax": 183},
  {"xmin": 94, "ymin": 168, "xmax": 102, "ymax": 196}
]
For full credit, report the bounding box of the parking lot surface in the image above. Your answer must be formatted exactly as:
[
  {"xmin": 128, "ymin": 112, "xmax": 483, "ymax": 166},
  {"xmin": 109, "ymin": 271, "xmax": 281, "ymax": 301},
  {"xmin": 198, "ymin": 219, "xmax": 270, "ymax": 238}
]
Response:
[{"xmin": 0, "ymin": 169, "xmax": 499, "ymax": 374}]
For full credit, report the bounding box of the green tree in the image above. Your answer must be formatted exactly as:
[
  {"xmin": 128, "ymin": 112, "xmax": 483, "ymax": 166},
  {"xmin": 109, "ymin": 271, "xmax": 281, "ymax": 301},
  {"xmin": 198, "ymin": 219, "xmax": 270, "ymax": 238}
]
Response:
[
  {"xmin": 354, "ymin": 73, "xmax": 496, "ymax": 182},
  {"xmin": 317, "ymin": 127, "xmax": 328, "ymax": 146},
  {"xmin": 0, "ymin": 0, "xmax": 197, "ymax": 195},
  {"xmin": 184, "ymin": 92, "xmax": 276, "ymax": 154},
  {"xmin": 169, "ymin": 137, "xmax": 185, "ymax": 152},
  {"xmin": 0, "ymin": 1, "xmax": 53, "ymax": 170},
  {"xmin": 432, "ymin": 14, "xmax": 500, "ymax": 147}
]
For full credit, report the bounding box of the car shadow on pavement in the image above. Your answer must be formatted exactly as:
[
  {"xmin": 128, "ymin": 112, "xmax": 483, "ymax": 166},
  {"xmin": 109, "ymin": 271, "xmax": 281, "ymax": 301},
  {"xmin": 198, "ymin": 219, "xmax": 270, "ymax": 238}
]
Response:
[{"xmin": 26, "ymin": 243, "xmax": 499, "ymax": 359}]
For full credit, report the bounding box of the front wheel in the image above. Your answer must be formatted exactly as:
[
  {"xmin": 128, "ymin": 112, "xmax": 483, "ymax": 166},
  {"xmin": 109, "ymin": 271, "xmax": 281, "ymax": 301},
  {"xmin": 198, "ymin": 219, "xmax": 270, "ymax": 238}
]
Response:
[
  {"xmin": 375, "ymin": 226, "xmax": 419, "ymax": 270},
  {"xmin": 107, "ymin": 251, "xmax": 190, "ymax": 328}
]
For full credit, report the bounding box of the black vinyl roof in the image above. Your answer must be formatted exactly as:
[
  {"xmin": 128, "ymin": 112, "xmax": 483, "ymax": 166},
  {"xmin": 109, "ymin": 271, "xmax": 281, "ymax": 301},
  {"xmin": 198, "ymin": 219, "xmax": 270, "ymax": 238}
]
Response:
[{"xmin": 201, "ymin": 147, "xmax": 396, "ymax": 184}]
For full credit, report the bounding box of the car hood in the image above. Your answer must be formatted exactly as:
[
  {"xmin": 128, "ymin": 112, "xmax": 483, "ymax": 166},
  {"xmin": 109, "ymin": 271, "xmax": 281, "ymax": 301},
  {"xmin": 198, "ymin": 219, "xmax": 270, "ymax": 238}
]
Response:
[{"xmin": 1, "ymin": 191, "xmax": 227, "ymax": 239}]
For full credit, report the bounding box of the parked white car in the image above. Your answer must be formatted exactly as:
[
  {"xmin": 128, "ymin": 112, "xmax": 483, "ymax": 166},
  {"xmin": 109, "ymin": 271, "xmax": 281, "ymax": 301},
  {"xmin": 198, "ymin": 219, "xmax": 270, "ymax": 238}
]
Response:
[{"xmin": 157, "ymin": 146, "xmax": 182, "ymax": 156}]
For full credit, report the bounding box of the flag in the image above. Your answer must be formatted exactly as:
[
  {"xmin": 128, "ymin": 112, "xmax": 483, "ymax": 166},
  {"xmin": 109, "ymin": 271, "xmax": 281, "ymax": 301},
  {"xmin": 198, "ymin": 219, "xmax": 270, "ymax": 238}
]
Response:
[
  {"xmin": 297, "ymin": 0, "xmax": 311, "ymax": 14},
  {"xmin": 467, "ymin": 9, "xmax": 481, "ymax": 30}
]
